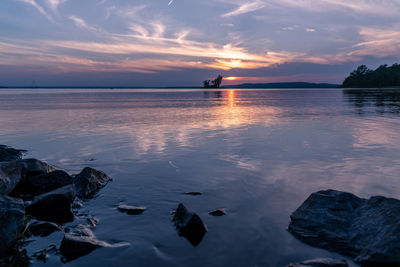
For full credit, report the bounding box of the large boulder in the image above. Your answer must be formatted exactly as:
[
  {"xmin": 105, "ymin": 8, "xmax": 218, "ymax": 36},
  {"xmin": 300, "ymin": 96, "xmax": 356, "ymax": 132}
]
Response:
[
  {"xmin": 288, "ymin": 258, "xmax": 349, "ymax": 267},
  {"xmin": 13, "ymin": 170, "xmax": 72, "ymax": 197},
  {"xmin": 26, "ymin": 185, "xmax": 75, "ymax": 223},
  {"xmin": 0, "ymin": 145, "xmax": 24, "ymax": 162},
  {"xmin": 73, "ymin": 167, "xmax": 112, "ymax": 198},
  {"xmin": 172, "ymin": 203, "xmax": 207, "ymax": 247},
  {"xmin": 60, "ymin": 225, "xmax": 129, "ymax": 262},
  {"xmin": 0, "ymin": 161, "xmax": 23, "ymax": 195},
  {"xmin": 0, "ymin": 196, "xmax": 25, "ymax": 257},
  {"xmin": 289, "ymin": 190, "xmax": 400, "ymax": 265},
  {"xmin": 9, "ymin": 159, "xmax": 56, "ymax": 197}
]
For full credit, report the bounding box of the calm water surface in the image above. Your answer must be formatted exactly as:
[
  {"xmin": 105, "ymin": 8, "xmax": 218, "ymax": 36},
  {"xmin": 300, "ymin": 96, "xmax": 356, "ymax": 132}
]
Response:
[{"xmin": 1, "ymin": 88, "xmax": 400, "ymax": 267}]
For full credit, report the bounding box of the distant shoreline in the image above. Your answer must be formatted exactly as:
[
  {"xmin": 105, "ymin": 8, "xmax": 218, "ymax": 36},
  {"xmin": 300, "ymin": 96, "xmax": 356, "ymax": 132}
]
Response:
[{"xmin": 0, "ymin": 82, "xmax": 340, "ymax": 89}]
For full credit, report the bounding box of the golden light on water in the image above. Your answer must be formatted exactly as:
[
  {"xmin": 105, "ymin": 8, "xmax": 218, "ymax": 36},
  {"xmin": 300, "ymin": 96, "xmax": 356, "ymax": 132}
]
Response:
[{"xmin": 228, "ymin": 89, "xmax": 235, "ymax": 108}]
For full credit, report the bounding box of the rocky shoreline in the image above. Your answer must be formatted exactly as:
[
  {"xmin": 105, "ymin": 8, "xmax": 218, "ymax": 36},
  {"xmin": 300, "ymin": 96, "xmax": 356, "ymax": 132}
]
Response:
[
  {"xmin": 3, "ymin": 144, "xmax": 399, "ymax": 266},
  {"xmin": 0, "ymin": 144, "xmax": 211, "ymax": 265}
]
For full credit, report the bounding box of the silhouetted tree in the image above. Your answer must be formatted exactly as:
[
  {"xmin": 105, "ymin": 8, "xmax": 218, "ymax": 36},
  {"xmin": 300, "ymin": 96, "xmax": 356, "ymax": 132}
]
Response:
[
  {"xmin": 342, "ymin": 64, "xmax": 400, "ymax": 88},
  {"xmin": 203, "ymin": 75, "xmax": 223, "ymax": 88}
]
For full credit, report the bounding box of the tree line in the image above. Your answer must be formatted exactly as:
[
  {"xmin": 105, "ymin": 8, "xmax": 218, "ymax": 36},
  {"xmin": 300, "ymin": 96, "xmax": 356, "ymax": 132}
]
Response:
[{"xmin": 342, "ymin": 63, "xmax": 400, "ymax": 88}]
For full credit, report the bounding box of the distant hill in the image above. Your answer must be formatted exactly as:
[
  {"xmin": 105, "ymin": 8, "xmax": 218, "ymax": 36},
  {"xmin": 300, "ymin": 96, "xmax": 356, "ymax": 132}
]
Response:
[{"xmin": 223, "ymin": 82, "xmax": 339, "ymax": 89}]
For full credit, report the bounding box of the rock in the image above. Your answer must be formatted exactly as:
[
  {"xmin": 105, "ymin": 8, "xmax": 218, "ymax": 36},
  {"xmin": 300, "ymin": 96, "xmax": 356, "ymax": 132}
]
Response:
[
  {"xmin": 288, "ymin": 258, "xmax": 349, "ymax": 267},
  {"xmin": 0, "ymin": 145, "xmax": 25, "ymax": 162},
  {"xmin": 60, "ymin": 225, "xmax": 129, "ymax": 262},
  {"xmin": 289, "ymin": 189, "xmax": 400, "ymax": 265},
  {"xmin": 0, "ymin": 161, "xmax": 23, "ymax": 195},
  {"xmin": 172, "ymin": 203, "xmax": 207, "ymax": 247},
  {"xmin": 13, "ymin": 170, "xmax": 73, "ymax": 197},
  {"xmin": 185, "ymin": 192, "xmax": 202, "ymax": 196},
  {"xmin": 26, "ymin": 185, "xmax": 75, "ymax": 223},
  {"xmin": 17, "ymin": 158, "xmax": 55, "ymax": 179},
  {"xmin": 117, "ymin": 204, "xmax": 146, "ymax": 215},
  {"xmin": 209, "ymin": 208, "xmax": 226, "ymax": 216},
  {"xmin": 9, "ymin": 159, "xmax": 56, "ymax": 197},
  {"xmin": 73, "ymin": 167, "xmax": 112, "ymax": 198},
  {"xmin": 0, "ymin": 196, "xmax": 25, "ymax": 257},
  {"xmin": 26, "ymin": 221, "xmax": 62, "ymax": 237}
]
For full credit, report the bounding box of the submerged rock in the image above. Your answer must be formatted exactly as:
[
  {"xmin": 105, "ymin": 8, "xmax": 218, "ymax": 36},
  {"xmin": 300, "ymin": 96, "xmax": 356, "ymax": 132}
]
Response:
[
  {"xmin": 0, "ymin": 196, "xmax": 25, "ymax": 257},
  {"xmin": 185, "ymin": 192, "xmax": 202, "ymax": 196},
  {"xmin": 26, "ymin": 221, "xmax": 62, "ymax": 237},
  {"xmin": 117, "ymin": 204, "xmax": 146, "ymax": 215},
  {"xmin": 14, "ymin": 170, "xmax": 73, "ymax": 197},
  {"xmin": 26, "ymin": 185, "xmax": 75, "ymax": 223},
  {"xmin": 60, "ymin": 225, "xmax": 129, "ymax": 262},
  {"xmin": 209, "ymin": 208, "xmax": 226, "ymax": 216},
  {"xmin": 289, "ymin": 189, "xmax": 400, "ymax": 265},
  {"xmin": 288, "ymin": 258, "xmax": 349, "ymax": 267},
  {"xmin": 0, "ymin": 145, "xmax": 25, "ymax": 162},
  {"xmin": 73, "ymin": 167, "xmax": 111, "ymax": 198},
  {"xmin": 172, "ymin": 203, "xmax": 207, "ymax": 247}
]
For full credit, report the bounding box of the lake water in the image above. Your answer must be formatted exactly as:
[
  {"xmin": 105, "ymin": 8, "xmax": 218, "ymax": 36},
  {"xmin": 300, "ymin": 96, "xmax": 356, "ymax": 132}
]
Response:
[{"xmin": 1, "ymin": 88, "xmax": 400, "ymax": 266}]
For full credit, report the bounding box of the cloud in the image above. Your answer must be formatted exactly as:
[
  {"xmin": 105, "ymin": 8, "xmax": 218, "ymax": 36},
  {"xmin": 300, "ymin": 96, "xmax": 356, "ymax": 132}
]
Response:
[
  {"xmin": 17, "ymin": 0, "xmax": 50, "ymax": 18},
  {"xmin": 221, "ymin": 1, "xmax": 265, "ymax": 17},
  {"xmin": 46, "ymin": 0, "xmax": 66, "ymax": 11},
  {"xmin": 68, "ymin": 15, "xmax": 98, "ymax": 32}
]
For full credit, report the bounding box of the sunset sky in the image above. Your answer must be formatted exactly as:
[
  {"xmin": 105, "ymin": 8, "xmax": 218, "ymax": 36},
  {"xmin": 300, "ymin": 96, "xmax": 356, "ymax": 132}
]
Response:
[{"xmin": 1, "ymin": 0, "xmax": 400, "ymax": 86}]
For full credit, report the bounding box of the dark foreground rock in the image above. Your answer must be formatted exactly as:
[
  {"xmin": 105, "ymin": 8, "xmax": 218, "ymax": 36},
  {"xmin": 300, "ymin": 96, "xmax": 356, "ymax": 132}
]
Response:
[
  {"xmin": 17, "ymin": 158, "xmax": 55, "ymax": 179},
  {"xmin": 209, "ymin": 208, "xmax": 226, "ymax": 216},
  {"xmin": 73, "ymin": 167, "xmax": 112, "ymax": 198},
  {"xmin": 172, "ymin": 203, "xmax": 207, "ymax": 247},
  {"xmin": 0, "ymin": 196, "xmax": 25, "ymax": 257},
  {"xmin": 0, "ymin": 161, "xmax": 23, "ymax": 195},
  {"xmin": 26, "ymin": 221, "xmax": 62, "ymax": 237},
  {"xmin": 60, "ymin": 225, "xmax": 129, "ymax": 262},
  {"xmin": 288, "ymin": 258, "xmax": 349, "ymax": 267},
  {"xmin": 289, "ymin": 189, "xmax": 400, "ymax": 265},
  {"xmin": 117, "ymin": 204, "xmax": 146, "ymax": 215},
  {"xmin": 26, "ymin": 185, "xmax": 75, "ymax": 223},
  {"xmin": 0, "ymin": 145, "xmax": 25, "ymax": 162},
  {"xmin": 14, "ymin": 170, "xmax": 72, "ymax": 197}
]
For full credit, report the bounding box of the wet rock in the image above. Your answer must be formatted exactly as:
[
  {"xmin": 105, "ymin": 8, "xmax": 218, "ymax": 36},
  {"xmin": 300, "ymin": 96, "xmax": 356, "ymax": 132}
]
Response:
[
  {"xmin": 289, "ymin": 189, "xmax": 400, "ymax": 265},
  {"xmin": 26, "ymin": 185, "xmax": 75, "ymax": 223},
  {"xmin": 0, "ymin": 196, "xmax": 25, "ymax": 257},
  {"xmin": 14, "ymin": 170, "xmax": 73, "ymax": 197},
  {"xmin": 117, "ymin": 204, "xmax": 146, "ymax": 215},
  {"xmin": 17, "ymin": 158, "xmax": 55, "ymax": 179},
  {"xmin": 60, "ymin": 225, "xmax": 129, "ymax": 262},
  {"xmin": 73, "ymin": 167, "xmax": 112, "ymax": 198},
  {"xmin": 0, "ymin": 161, "xmax": 23, "ymax": 195},
  {"xmin": 209, "ymin": 208, "xmax": 226, "ymax": 216},
  {"xmin": 185, "ymin": 192, "xmax": 202, "ymax": 196},
  {"xmin": 0, "ymin": 145, "xmax": 25, "ymax": 162},
  {"xmin": 9, "ymin": 159, "xmax": 56, "ymax": 197},
  {"xmin": 172, "ymin": 203, "xmax": 207, "ymax": 247},
  {"xmin": 27, "ymin": 221, "xmax": 62, "ymax": 237},
  {"xmin": 288, "ymin": 258, "xmax": 349, "ymax": 267}
]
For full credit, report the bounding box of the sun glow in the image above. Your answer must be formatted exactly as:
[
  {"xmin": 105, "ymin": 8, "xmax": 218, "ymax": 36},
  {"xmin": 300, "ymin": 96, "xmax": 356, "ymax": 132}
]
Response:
[{"xmin": 224, "ymin": 76, "xmax": 239, "ymax": 81}]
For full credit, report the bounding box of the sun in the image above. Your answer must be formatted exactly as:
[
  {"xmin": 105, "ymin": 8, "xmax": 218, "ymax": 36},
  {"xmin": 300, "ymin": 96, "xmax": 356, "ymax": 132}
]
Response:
[{"xmin": 224, "ymin": 76, "xmax": 239, "ymax": 81}]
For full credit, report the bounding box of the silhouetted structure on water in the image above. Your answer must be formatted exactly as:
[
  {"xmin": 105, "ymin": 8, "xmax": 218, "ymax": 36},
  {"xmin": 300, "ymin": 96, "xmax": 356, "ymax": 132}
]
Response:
[
  {"xmin": 203, "ymin": 75, "xmax": 223, "ymax": 88},
  {"xmin": 342, "ymin": 64, "xmax": 400, "ymax": 88}
]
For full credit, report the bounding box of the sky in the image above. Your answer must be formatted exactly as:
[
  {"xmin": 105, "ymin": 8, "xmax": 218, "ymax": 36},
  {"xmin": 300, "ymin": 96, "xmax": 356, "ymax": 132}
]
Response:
[{"xmin": 1, "ymin": 0, "xmax": 400, "ymax": 87}]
